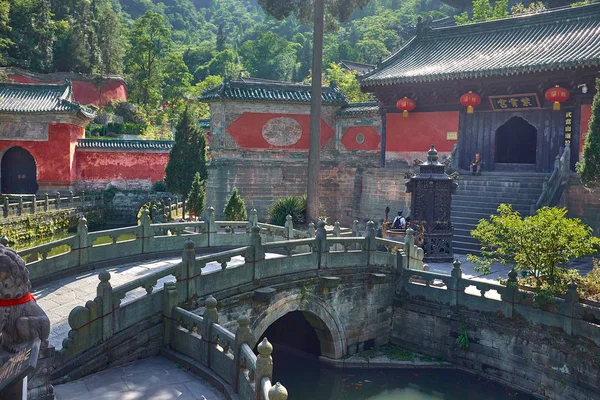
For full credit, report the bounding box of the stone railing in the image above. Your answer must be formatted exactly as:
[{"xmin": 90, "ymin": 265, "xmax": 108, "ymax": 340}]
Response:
[
  {"xmin": 533, "ymin": 143, "xmax": 571, "ymax": 211},
  {"xmin": 17, "ymin": 208, "xmax": 371, "ymax": 284},
  {"xmin": 399, "ymin": 259, "xmax": 600, "ymax": 346},
  {"xmin": 1, "ymin": 191, "xmax": 102, "ymax": 219}
]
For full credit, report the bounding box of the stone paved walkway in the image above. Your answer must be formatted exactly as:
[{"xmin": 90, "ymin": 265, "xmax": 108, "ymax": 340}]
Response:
[{"xmin": 54, "ymin": 356, "xmax": 226, "ymax": 400}]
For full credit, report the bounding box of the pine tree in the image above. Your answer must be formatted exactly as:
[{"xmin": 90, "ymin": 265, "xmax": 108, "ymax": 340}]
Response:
[
  {"xmin": 165, "ymin": 106, "xmax": 208, "ymax": 219},
  {"xmin": 224, "ymin": 188, "xmax": 247, "ymax": 221},
  {"xmin": 188, "ymin": 172, "xmax": 206, "ymax": 220},
  {"xmin": 577, "ymin": 78, "xmax": 600, "ymax": 186}
]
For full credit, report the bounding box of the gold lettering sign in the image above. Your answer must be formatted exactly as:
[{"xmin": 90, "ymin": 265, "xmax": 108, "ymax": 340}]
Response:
[
  {"xmin": 564, "ymin": 111, "xmax": 572, "ymax": 146},
  {"xmin": 446, "ymin": 132, "xmax": 458, "ymax": 140},
  {"xmin": 489, "ymin": 94, "xmax": 541, "ymax": 111}
]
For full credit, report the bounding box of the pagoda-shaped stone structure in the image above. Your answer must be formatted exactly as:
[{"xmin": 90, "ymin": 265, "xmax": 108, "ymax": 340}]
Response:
[{"xmin": 406, "ymin": 145, "xmax": 457, "ymax": 262}]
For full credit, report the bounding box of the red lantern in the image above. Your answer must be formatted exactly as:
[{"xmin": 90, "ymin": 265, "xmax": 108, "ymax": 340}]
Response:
[
  {"xmin": 460, "ymin": 91, "xmax": 481, "ymax": 114},
  {"xmin": 545, "ymin": 85, "xmax": 570, "ymax": 110},
  {"xmin": 396, "ymin": 97, "xmax": 416, "ymax": 117}
]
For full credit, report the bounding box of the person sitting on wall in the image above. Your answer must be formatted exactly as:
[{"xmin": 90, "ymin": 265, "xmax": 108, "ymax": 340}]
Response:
[
  {"xmin": 392, "ymin": 210, "xmax": 405, "ymax": 230},
  {"xmin": 470, "ymin": 153, "xmax": 483, "ymax": 176}
]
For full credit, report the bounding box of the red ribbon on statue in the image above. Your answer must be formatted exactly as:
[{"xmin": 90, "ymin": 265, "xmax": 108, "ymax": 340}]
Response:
[{"xmin": 0, "ymin": 292, "xmax": 36, "ymax": 307}]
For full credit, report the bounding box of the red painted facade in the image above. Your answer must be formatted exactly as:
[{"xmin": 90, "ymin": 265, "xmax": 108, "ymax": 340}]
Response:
[
  {"xmin": 0, "ymin": 123, "xmax": 84, "ymax": 188},
  {"xmin": 386, "ymin": 111, "xmax": 459, "ymax": 152},
  {"xmin": 9, "ymin": 75, "xmax": 127, "ymax": 106},
  {"xmin": 580, "ymin": 104, "xmax": 592, "ymax": 155},
  {"xmin": 75, "ymin": 151, "xmax": 168, "ymax": 183},
  {"xmin": 341, "ymin": 126, "xmax": 381, "ymax": 151},
  {"xmin": 227, "ymin": 112, "xmax": 335, "ymax": 149}
]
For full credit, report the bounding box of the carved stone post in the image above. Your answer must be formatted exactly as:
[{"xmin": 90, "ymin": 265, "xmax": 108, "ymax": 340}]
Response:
[
  {"xmin": 246, "ymin": 225, "xmax": 264, "ymax": 282},
  {"xmin": 564, "ymin": 279, "xmax": 579, "ymax": 336},
  {"xmin": 450, "ymin": 259, "xmax": 462, "ymax": 306},
  {"xmin": 178, "ymin": 240, "xmax": 195, "ymax": 303},
  {"xmin": 96, "ymin": 271, "xmax": 114, "ymax": 341},
  {"xmin": 284, "ymin": 215, "xmax": 294, "ymax": 240},
  {"xmin": 55, "ymin": 192, "xmax": 60, "ymax": 210},
  {"xmin": 255, "ymin": 338, "xmax": 273, "ymax": 399},
  {"xmin": 80, "ymin": 190, "xmax": 85, "ymax": 207},
  {"xmin": 31, "ymin": 194, "xmax": 36, "ymax": 214},
  {"xmin": 234, "ymin": 312, "xmax": 254, "ymax": 392},
  {"xmin": 77, "ymin": 216, "xmax": 89, "ymax": 266},
  {"xmin": 163, "ymin": 281, "xmax": 178, "ymax": 347},
  {"xmin": 504, "ymin": 268, "xmax": 518, "ymax": 318},
  {"xmin": 140, "ymin": 208, "xmax": 152, "ymax": 253},
  {"xmin": 315, "ymin": 220, "xmax": 328, "ymax": 270},
  {"xmin": 308, "ymin": 221, "xmax": 315, "ymax": 238},
  {"xmin": 207, "ymin": 206, "xmax": 216, "ymax": 246},
  {"xmin": 167, "ymin": 198, "xmax": 173, "ymax": 220},
  {"xmin": 404, "ymin": 227, "xmax": 415, "ymax": 269},
  {"xmin": 44, "ymin": 193, "xmax": 49, "ymax": 212},
  {"xmin": 203, "ymin": 295, "xmax": 219, "ymax": 368},
  {"xmin": 365, "ymin": 220, "xmax": 376, "ymax": 266},
  {"xmin": 17, "ymin": 196, "xmax": 23, "ymax": 216},
  {"xmin": 268, "ymin": 383, "xmax": 288, "ymax": 400},
  {"xmin": 3, "ymin": 196, "xmax": 9, "ymax": 217},
  {"xmin": 69, "ymin": 190, "xmax": 74, "ymax": 208},
  {"xmin": 332, "ymin": 221, "xmax": 342, "ymax": 251},
  {"xmin": 151, "ymin": 205, "xmax": 158, "ymax": 223},
  {"xmin": 248, "ymin": 208, "xmax": 258, "ymax": 230}
]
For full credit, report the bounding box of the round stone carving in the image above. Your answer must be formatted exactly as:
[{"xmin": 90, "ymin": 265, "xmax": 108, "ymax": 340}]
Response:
[
  {"xmin": 261, "ymin": 117, "xmax": 302, "ymax": 146},
  {"xmin": 355, "ymin": 132, "xmax": 365, "ymax": 145}
]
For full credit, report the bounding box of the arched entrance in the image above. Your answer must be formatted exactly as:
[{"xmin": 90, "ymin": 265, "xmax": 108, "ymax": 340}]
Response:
[
  {"xmin": 495, "ymin": 116, "xmax": 537, "ymax": 164},
  {"xmin": 1, "ymin": 147, "xmax": 38, "ymax": 194}
]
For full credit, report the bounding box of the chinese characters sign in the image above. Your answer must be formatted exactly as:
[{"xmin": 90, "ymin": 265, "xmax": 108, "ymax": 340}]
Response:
[
  {"xmin": 489, "ymin": 94, "xmax": 540, "ymax": 111},
  {"xmin": 564, "ymin": 111, "xmax": 572, "ymax": 145},
  {"xmin": 0, "ymin": 122, "xmax": 48, "ymax": 141}
]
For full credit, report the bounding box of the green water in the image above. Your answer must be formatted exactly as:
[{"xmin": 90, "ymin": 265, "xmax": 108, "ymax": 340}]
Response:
[{"xmin": 273, "ymin": 347, "xmax": 534, "ymax": 400}]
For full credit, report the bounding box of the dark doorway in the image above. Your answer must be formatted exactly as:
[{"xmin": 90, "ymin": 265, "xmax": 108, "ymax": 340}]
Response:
[
  {"xmin": 1, "ymin": 147, "xmax": 38, "ymax": 194},
  {"xmin": 495, "ymin": 117, "xmax": 537, "ymax": 164},
  {"xmin": 257, "ymin": 311, "xmax": 322, "ymax": 357}
]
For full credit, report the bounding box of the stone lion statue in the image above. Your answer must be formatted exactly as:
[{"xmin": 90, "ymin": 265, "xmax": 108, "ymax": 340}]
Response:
[{"xmin": 0, "ymin": 245, "xmax": 50, "ymax": 352}]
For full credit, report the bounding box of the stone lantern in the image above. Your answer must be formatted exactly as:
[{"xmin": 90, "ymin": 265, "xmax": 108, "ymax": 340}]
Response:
[{"xmin": 406, "ymin": 145, "xmax": 457, "ymax": 262}]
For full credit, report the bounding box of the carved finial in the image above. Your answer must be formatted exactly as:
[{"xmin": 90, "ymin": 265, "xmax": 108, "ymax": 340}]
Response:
[
  {"xmin": 427, "ymin": 144, "xmax": 439, "ymax": 164},
  {"xmin": 205, "ymin": 295, "xmax": 217, "ymax": 309},
  {"xmin": 317, "ymin": 219, "xmax": 326, "ymax": 229},
  {"xmin": 508, "ymin": 268, "xmax": 518, "ymax": 282},
  {"xmin": 258, "ymin": 337, "xmax": 273, "ymax": 356},
  {"xmin": 237, "ymin": 312, "xmax": 250, "ymax": 327},
  {"xmin": 268, "ymin": 382, "xmax": 288, "ymax": 400},
  {"xmin": 252, "ymin": 225, "xmax": 261, "ymax": 234},
  {"xmin": 99, "ymin": 271, "xmax": 111, "ymax": 283},
  {"xmin": 184, "ymin": 239, "xmax": 195, "ymax": 249},
  {"xmin": 78, "ymin": 216, "xmax": 88, "ymax": 227}
]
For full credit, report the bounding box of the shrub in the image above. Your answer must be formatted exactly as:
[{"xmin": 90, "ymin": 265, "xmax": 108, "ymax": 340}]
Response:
[
  {"xmin": 268, "ymin": 195, "xmax": 307, "ymax": 227},
  {"xmin": 188, "ymin": 173, "xmax": 206, "ymax": 219},
  {"xmin": 106, "ymin": 122, "xmax": 147, "ymax": 136},
  {"xmin": 152, "ymin": 180, "xmax": 167, "ymax": 192},
  {"xmin": 224, "ymin": 188, "xmax": 247, "ymax": 221}
]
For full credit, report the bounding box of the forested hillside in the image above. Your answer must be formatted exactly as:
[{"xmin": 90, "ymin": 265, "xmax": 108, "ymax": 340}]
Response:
[{"xmin": 0, "ymin": 0, "xmax": 452, "ymax": 112}]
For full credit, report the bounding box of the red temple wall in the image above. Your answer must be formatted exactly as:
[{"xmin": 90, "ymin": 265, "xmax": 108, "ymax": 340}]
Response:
[
  {"xmin": 226, "ymin": 112, "xmax": 334, "ymax": 149},
  {"xmin": 386, "ymin": 111, "xmax": 459, "ymax": 160},
  {"xmin": 341, "ymin": 126, "xmax": 381, "ymax": 151},
  {"xmin": 580, "ymin": 104, "xmax": 592, "ymax": 157},
  {"xmin": 9, "ymin": 75, "xmax": 127, "ymax": 106},
  {"xmin": 75, "ymin": 151, "xmax": 169, "ymax": 183}
]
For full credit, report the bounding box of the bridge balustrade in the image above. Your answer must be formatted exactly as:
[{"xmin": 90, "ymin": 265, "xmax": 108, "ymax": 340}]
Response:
[{"xmin": 1, "ymin": 191, "xmax": 103, "ymax": 218}]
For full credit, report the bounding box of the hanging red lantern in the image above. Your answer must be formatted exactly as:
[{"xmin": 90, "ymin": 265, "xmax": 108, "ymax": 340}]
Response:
[
  {"xmin": 460, "ymin": 91, "xmax": 481, "ymax": 114},
  {"xmin": 396, "ymin": 97, "xmax": 416, "ymax": 117},
  {"xmin": 545, "ymin": 85, "xmax": 570, "ymax": 110}
]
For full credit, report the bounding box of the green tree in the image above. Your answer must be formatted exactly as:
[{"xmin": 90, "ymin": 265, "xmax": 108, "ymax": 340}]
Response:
[
  {"xmin": 258, "ymin": 0, "xmax": 372, "ymax": 223},
  {"xmin": 239, "ymin": 32, "xmax": 298, "ymax": 81},
  {"xmin": 469, "ymin": 204, "xmax": 600, "ymax": 289},
  {"xmin": 205, "ymin": 49, "xmax": 243, "ymax": 79},
  {"xmin": 190, "ymin": 75, "xmax": 223, "ymax": 119},
  {"xmin": 324, "ymin": 62, "xmax": 371, "ymax": 102},
  {"xmin": 511, "ymin": 1, "xmax": 546, "ymax": 15},
  {"xmin": 95, "ymin": 0, "xmax": 124, "ymax": 75},
  {"xmin": 125, "ymin": 11, "xmax": 172, "ymax": 110},
  {"xmin": 577, "ymin": 77, "xmax": 600, "ymax": 186},
  {"xmin": 165, "ymin": 106, "xmax": 208, "ymax": 219},
  {"xmin": 187, "ymin": 172, "xmax": 206, "ymax": 219},
  {"xmin": 162, "ymin": 51, "xmax": 193, "ymax": 109},
  {"xmin": 223, "ymin": 188, "xmax": 247, "ymax": 221},
  {"xmin": 0, "ymin": 0, "xmax": 11, "ymax": 64}
]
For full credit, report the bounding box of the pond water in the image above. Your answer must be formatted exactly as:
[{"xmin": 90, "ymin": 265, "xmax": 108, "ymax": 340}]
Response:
[{"xmin": 271, "ymin": 347, "xmax": 534, "ymax": 400}]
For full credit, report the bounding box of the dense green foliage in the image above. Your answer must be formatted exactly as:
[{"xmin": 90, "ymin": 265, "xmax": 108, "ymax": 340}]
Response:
[
  {"xmin": 268, "ymin": 195, "xmax": 307, "ymax": 227},
  {"xmin": 188, "ymin": 172, "xmax": 206, "ymax": 219},
  {"xmin": 223, "ymin": 188, "xmax": 247, "ymax": 221},
  {"xmin": 577, "ymin": 77, "xmax": 600, "ymax": 186},
  {"xmin": 455, "ymin": 0, "xmax": 546, "ymax": 24},
  {"xmin": 165, "ymin": 107, "xmax": 208, "ymax": 214},
  {"xmin": 469, "ymin": 204, "xmax": 600, "ymax": 296}
]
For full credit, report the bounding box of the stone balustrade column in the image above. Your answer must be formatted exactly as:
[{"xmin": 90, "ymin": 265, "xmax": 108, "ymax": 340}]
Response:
[
  {"xmin": 234, "ymin": 312, "xmax": 254, "ymax": 393},
  {"xmin": 315, "ymin": 220, "xmax": 328, "ymax": 270},
  {"xmin": 268, "ymin": 382, "xmax": 288, "ymax": 400},
  {"xmin": 248, "ymin": 208, "xmax": 258, "ymax": 230},
  {"xmin": 17, "ymin": 196, "xmax": 23, "ymax": 216},
  {"xmin": 151, "ymin": 205, "xmax": 158, "ymax": 223},
  {"xmin": 449, "ymin": 259, "xmax": 462, "ymax": 306},
  {"xmin": 77, "ymin": 216, "xmax": 89, "ymax": 266},
  {"xmin": 44, "ymin": 193, "xmax": 49, "ymax": 211},
  {"xmin": 255, "ymin": 338, "xmax": 273, "ymax": 399},
  {"xmin": 332, "ymin": 221, "xmax": 341, "ymax": 251},
  {"xmin": 564, "ymin": 279, "xmax": 579, "ymax": 336},
  {"xmin": 96, "ymin": 271, "xmax": 114, "ymax": 341},
  {"xmin": 3, "ymin": 197, "xmax": 9, "ymax": 217},
  {"xmin": 246, "ymin": 225, "xmax": 264, "ymax": 282},
  {"xmin": 162, "ymin": 281, "xmax": 178, "ymax": 347},
  {"xmin": 503, "ymin": 268, "xmax": 518, "ymax": 318},
  {"xmin": 207, "ymin": 206, "xmax": 216, "ymax": 246},
  {"xmin": 167, "ymin": 198, "xmax": 173, "ymax": 220},
  {"xmin": 31, "ymin": 194, "xmax": 37, "ymax": 214},
  {"xmin": 69, "ymin": 190, "xmax": 74, "ymax": 208},
  {"xmin": 352, "ymin": 219, "xmax": 359, "ymax": 237},
  {"xmin": 178, "ymin": 239, "xmax": 195, "ymax": 303},
  {"xmin": 404, "ymin": 227, "xmax": 415, "ymax": 268},
  {"xmin": 140, "ymin": 208, "xmax": 152, "ymax": 253},
  {"xmin": 81, "ymin": 190, "xmax": 85, "ymax": 207},
  {"xmin": 284, "ymin": 215, "xmax": 294, "ymax": 240},
  {"xmin": 307, "ymin": 222, "xmax": 315, "ymax": 238},
  {"xmin": 203, "ymin": 295, "xmax": 219, "ymax": 368},
  {"xmin": 365, "ymin": 220, "xmax": 376, "ymax": 266},
  {"xmin": 55, "ymin": 192, "xmax": 61, "ymax": 210}
]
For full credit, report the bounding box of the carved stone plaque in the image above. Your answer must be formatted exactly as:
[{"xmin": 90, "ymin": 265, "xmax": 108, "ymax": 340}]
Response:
[
  {"xmin": 261, "ymin": 117, "xmax": 302, "ymax": 146},
  {"xmin": 0, "ymin": 122, "xmax": 48, "ymax": 141},
  {"xmin": 0, "ymin": 338, "xmax": 41, "ymax": 398}
]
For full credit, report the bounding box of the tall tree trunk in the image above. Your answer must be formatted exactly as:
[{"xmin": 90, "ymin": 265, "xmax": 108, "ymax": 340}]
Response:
[{"xmin": 307, "ymin": 0, "xmax": 324, "ymax": 224}]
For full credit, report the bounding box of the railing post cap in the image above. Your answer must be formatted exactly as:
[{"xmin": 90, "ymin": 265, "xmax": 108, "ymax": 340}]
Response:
[
  {"xmin": 252, "ymin": 225, "xmax": 261, "ymax": 234},
  {"xmin": 567, "ymin": 279, "xmax": 578, "ymax": 291},
  {"xmin": 452, "ymin": 259, "xmax": 462, "ymax": 270},
  {"xmin": 334, "ymin": 221, "xmax": 340, "ymax": 227},
  {"xmin": 508, "ymin": 268, "xmax": 518, "ymax": 281},
  {"xmin": 268, "ymin": 382, "xmax": 288, "ymax": 400},
  {"xmin": 258, "ymin": 337, "xmax": 273, "ymax": 356},
  {"xmin": 99, "ymin": 271, "xmax": 111, "ymax": 283},
  {"xmin": 308, "ymin": 222, "xmax": 315, "ymax": 229},
  {"xmin": 237, "ymin": 312, "xmax": 250, "ymax": 327},
  {"xmin": 317, "ymin": 219, "xmax": 325, "ymax": 229},
  {"xmin": 367, "ymin": 220, "xmax": 375, "ymax": 229},
  {"xmin": 205, "ymin": 295, "xmax": 217, "ymax": 308},
  {"xmin": 184, "ymin": 239, "xmax": 195, "ymax": 249},
  {"xmin": 79, "ymin": 215, "xmax": 87, "ymax": 224},
  {"xmin": 286, "ymin": 214, "xmax": 292, "ymax": 222},
  {"xmin": 209, "ymin": 206, "xmax": 215, "ymax": 213}
]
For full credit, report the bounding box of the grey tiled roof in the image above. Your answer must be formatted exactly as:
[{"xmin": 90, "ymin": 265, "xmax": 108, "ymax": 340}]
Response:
[
  {"xmin": 77, "ymin": 139, "xmax": 174, "ymax": 150},
  {"xmin": 0, "ymin": 81, "xmax": 95, "ymax": 118},
  {"xmin": 337, "ymin": 102, "xmax": 380, "ymax": 116},
  {"xmin": 361, "ymin": 4, "xmax": 600, "ymax": 86},
  {"xmin": 199, "ymin": 79, "xmax": 347, "ymax": 105}
]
